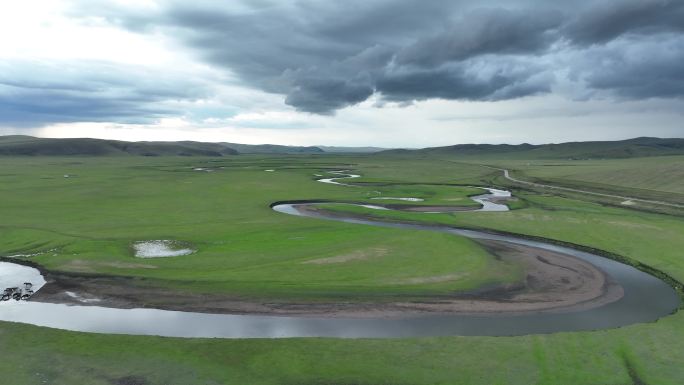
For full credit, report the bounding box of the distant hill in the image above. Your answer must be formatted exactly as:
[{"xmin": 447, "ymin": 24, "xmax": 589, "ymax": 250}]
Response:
[
  {"xmin": 0, "ymin": 135, "xmax": 390, "ymax": 156},
  {"xmin": 378, "ymin": 137, "xmax": 684, "ymax": 159},
  {"xmin": 0, "ymin": 136, "xmax": 332, "ymax": 156},
  {"xmin": 318, "ymin": 146, "xmax": 386, "ymax": 153},
  {"xmin": 4, "ymin": 135, "xmax": 681, "ymax": 158},
  {"xmin": 221, "ymin": 142, "xmax": 323, "ymax": 154},
  {"xmin": 0, "ymin": 136, "xmax": 238, "ymax": 157}
]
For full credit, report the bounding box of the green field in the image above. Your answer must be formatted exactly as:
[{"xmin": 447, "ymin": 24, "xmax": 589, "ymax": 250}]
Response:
[
  {"xmin": 503, "ymin": 156, "xmax": 684, "ymax": 194},
  {"xmin": 475, "ymin": 156, "xmax": 684, "ymax": 206},
  {"xmin": 1, "ymin": 154, "xmax": 683, "ymax": 384},
  {"xmin": 0, "ymin": 157, "xmax": 514, "ymax": 301}
]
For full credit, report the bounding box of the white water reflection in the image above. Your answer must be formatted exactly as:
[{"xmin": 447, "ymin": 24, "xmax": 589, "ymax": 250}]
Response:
[
  {"xmin": 0, "ymin": 262, "xmax": 45, "ymax": 292},
  {"xmin": 133, "ymin": 240, "xmax": 195, "ymax": 258},
  {"xmin": 316, "ymin": 171, "xmax": 511, "ymax": 212},
  {"xmin": 358, "ymin": 205, "xmax": 390, "ymax": 210},
  {"xmin": 471, "ymin": 188, "xmax": 511, "ymax": 212},
  {"xmin": 371, "ymin": 197, "xmax": 424, "ymax": 202},
  {"xmin": 317, "ymin": 171, "xmax": 361, "ymax": 185}
]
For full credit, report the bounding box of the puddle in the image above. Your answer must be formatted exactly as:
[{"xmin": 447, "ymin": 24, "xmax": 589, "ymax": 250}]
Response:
[{"xmin": 132, "ymin": 240, "xmax": 195, "ymax": 258}]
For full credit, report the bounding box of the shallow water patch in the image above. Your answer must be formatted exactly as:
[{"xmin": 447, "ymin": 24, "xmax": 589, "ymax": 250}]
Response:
[
  {"xmin": 132, "ymin": 240, "xmax": 195, "ymax": 258},
  {"xmin": 0, "ymin": 262, "xmax": 46, "ymax": 291},
  {"xmin": 0, "ymin": 262, "xmax": 45, "ymax": 302}
]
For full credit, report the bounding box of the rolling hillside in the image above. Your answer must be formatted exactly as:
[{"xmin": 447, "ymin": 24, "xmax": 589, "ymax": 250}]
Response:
[
  {"xmin": 3, "ymin": 135, "xmax": 683, "ymax": 158},
  {"xmin": 317, "ymin": 146, "xmax": 386, "ymax": 153},
  {"xmin": 220, "ymin": 142, "xmax": 323, "ymax": 154},
  {"xmin": 0, "ymin": 136, "xmax": 238, "ymax": 157},
  {"xmin": 379, "ymin": 137, "xmax": 684, "ymax": 159},
  {"xmin": 0, "ymin": 136, "xmax": 330, "ymax": 156}
]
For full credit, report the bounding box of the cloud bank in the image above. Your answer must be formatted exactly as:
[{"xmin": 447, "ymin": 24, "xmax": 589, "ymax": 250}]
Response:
[{"xmin": 66, "ymin": 0, "xmax": 684, "ymax": 115}]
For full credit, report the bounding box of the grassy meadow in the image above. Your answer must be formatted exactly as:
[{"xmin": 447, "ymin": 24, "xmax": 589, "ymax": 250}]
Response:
[
  {"xmin": 0, "ymin": 156, "xmax": 514, "ymax": 301},
  {"xmin": 475, "ymin": 155, "xmax": 684, "ymax": 205},
  {"xmin": 1, "ymin": 154, "xmax": 683, "ymax": 384}
]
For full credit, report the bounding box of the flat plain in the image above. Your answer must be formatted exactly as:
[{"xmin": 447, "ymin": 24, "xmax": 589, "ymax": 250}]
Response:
[{"xmin": 1, "ymin": 154, "xmax": 683, "ymax": 385}]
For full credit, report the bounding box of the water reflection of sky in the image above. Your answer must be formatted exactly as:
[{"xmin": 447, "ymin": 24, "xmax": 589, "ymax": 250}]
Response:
[
  {"xmin": 0, "ymin": 285, "xmax": 678, "ymax": 339},
  {"xmin": 0, "ymin": 262, "xmax": 46, "ymax": 291}
]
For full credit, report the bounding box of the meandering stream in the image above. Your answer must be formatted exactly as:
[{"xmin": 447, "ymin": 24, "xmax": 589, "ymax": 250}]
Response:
[{"xmin": 0, "ymin": 171, "xmax": 679, "ymax": 338}]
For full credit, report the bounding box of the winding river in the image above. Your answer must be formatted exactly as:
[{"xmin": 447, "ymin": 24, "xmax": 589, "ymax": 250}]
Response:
[{"xmin": 0, "ymin": 171, "xmax": 679, "ymax": 338}]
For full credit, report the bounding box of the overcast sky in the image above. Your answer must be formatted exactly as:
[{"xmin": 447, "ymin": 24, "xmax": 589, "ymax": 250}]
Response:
[{"xmin": 1, "ymin": 0, "xmax": 683, "ymax": 147}]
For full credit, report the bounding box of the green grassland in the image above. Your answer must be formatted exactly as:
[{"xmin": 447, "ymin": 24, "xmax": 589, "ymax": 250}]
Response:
[
  {"xmin": 381, "ymin": 137, "xmax": 684, "ymax": 160},
  {"xmin": 503, "ymin": 156, "xmax": 684, "ymax": 194},
  {"xmin": 319, "ymin": 191, "xmax": 684, "ymax": 288},
  {"xmin": 351, "ymin": 183, "xmax": 483, "ymax": 208},
  {"xmin": 468, "ymin": 155, "xmax": 684, "ymax": 206},
  {"xmin": 0, "ymin": 156, "xmax": 512, "ymax": 301},
  {"xmin": 1, "ymin": 154, "xmax": 684, "ymax": 384}
]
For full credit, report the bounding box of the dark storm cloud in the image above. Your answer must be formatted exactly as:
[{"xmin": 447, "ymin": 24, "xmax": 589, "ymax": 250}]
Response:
[
  {"xmin": 394, "ymin": 8, "xmax": 563, "ymax": 67},
  {"xmin": 565, "ymin": 0, "xmax": 684, "ymax": 44},
  {"xmin": 574, "ymin": 35, "xmax": 684, "ymax": 100},
  {"xmin": 376, "ymin": 57, "xmax": 551, "ymax": 102},
  {"xmin": 121, "ymin": 0, "xmax": 683, "ymax": 113},
  {"xmin": 20, "ymin": 0, "xmax": 684, "ymax": 123},
  {"xmin": 140, "ymin": 1, "xmax": 566, "ymax": 112},
  {"xmin": 0, "ymin": 61, "xmax": 210, "ymax": 127},
  {"xmin": 159, "ymin": 1, "xmax": 448, "ymax": 89}
]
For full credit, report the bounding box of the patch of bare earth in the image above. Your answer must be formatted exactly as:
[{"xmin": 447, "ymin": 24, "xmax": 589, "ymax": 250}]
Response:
[
  {"xmin": 391, "ymin": 273, "xmax": 467, "ymax": 285},
  {"xmin": 388, "ymin": 240, "xmax": 624, "ymax": 315},
  {"xmin": 62, "ymin": 259, "xmax": 158, "ymax": 273},
  {"xmin": 303, "ymin": 247, "xmax": 388, "ymax": 264}
]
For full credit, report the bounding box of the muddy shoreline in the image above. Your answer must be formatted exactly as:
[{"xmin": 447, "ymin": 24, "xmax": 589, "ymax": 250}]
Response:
[{"xmin": 286, "ymin": 203, "xmax": 684, "ymax": 304}]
